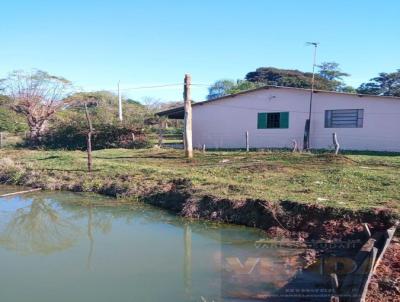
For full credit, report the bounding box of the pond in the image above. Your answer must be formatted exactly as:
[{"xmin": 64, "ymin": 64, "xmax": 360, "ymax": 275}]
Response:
[{"xmin": 0, "ymin": 188, "xmax": 350, "ymax": 301}]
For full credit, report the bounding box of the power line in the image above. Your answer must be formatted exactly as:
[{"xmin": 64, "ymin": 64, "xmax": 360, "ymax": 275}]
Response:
[
  {"xmin": 120, "ymin": 83, "xmax": 182, "ymax": 91},
  {"xmin": 85, "ymin": 83, "xmax": 211, "ymax": 93}
]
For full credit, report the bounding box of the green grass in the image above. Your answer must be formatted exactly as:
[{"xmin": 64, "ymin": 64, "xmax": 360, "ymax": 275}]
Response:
[{"xmin": 1, "ymin": 148, "xmax": 400, "ymax": 213}]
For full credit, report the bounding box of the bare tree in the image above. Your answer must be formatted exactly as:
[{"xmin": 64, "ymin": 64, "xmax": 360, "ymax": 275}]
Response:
[
  {"xmin": 0, "ymin": 70, "xmax": 72, "ymax": 143},
  {"xmin": 66, "ymin": 93, "xmax": 96, "ymax": 172},
  {"xmin": 84, "ymin": 102, "xmax": 94, "ymax": 172}
]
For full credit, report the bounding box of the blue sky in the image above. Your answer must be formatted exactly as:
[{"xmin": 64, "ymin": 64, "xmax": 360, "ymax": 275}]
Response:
[{"xmin": 1, "ymin": 0, "xmax": 399, "ymax": 102}]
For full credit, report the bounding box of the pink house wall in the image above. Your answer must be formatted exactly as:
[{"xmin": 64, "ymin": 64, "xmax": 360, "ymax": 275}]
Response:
[{"xmin": 192, "ymin": 88, "xmax": 400, "ymax": 152}]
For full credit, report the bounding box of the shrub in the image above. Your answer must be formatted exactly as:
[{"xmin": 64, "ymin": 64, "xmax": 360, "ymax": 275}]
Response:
[
  {"xmin": 0, "ymin": 157, "xmax": 25, "ymax": 183},
  {"xmin": 36, "ymin": 124, "xmax": 152, "ymax": 150}
]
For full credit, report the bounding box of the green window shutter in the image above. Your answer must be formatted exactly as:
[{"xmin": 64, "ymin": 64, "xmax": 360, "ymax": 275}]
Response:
[
  {"xmin": 257, "ymin": 113, "xmax": 267, "ymax": 129},
  {"xmin": 279, "ymin": 112, "xmax": 289, "ymax": 128}
]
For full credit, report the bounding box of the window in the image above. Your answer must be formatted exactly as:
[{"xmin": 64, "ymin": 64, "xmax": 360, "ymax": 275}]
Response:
[
  {"xmin": 267, "ymin": 113, "xmax": 281, "ymax": 128},
  {"xmin": 257, "ymin": 112, "xmax": 289, "ymax": 129},
  {"xmin": 325, "ymin": 109, "xmax": 364, "ymax": 128}
]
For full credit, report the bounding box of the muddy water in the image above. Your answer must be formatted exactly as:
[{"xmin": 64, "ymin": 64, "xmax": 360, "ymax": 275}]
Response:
[{"xmin": 0, "ymin": 189, "xmax": 336, "ymax": 302}]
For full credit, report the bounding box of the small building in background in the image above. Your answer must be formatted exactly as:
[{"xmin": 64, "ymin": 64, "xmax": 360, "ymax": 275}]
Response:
[{"xmin": 157, "ymin": 86, "xmax": 400, "ymax": 152}]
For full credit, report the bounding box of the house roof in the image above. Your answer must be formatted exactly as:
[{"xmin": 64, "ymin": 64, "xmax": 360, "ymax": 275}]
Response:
[{"xmin": 156, "ymin": 85, "xmax": 400, "ymax": 119}]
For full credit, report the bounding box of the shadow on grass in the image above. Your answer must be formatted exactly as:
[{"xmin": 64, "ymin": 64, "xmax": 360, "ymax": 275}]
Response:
[
  {"xmin": 94, "ymin": 155, "xmax": 183, "ymax": 160},
  {"xmin": 41, "ymin": 168, "xmax": 103, "ymax": 173},
  {"xmin": 37, "ymin": 155, "xmax": 64, "ymax": 161}
]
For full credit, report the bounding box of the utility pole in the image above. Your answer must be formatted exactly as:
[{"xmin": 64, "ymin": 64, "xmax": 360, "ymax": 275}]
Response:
[
  {"xmin": 305, "ymin": 42, "xmax": 318, "ymax": 150},
  {"xmin": 118, "ymin": 81, "xmax": 123, "ymax": 122},
  {"xmin": 183, "ymin": 74, "xmax": 193, "ymax": 159}
]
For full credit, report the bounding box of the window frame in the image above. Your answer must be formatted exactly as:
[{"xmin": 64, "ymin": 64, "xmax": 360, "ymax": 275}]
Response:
[
  {"xmin": 257, "ymin": 112, "xmax": 289, "ymax": 129},
  {"xmin": 324, "ymin": 109, "xmax": 364, "ymax": 128}
]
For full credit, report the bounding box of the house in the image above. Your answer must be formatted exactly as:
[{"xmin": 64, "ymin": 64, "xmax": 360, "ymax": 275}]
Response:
[{"xmin": 157, "ymin": 86, "xmax": 400, "ymax": 152}]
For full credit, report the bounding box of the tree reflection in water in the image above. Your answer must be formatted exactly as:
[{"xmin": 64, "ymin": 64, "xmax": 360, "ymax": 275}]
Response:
[
  {"xmin": 0, "ymin": 193, "xmax": 113, "ymax": 262},
  {"xmin": 0, "ymin": 197, "xmax": 80, "ymax": 255}
]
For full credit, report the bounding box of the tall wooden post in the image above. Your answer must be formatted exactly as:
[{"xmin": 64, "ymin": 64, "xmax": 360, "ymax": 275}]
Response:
[{"xmin": 184, "ymin": 74, "xmax": 193, "ymax": 159}]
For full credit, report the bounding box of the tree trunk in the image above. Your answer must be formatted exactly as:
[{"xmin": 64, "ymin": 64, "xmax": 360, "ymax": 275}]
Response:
[
  {"xmin": 28, "ymin": 120, "xmax": 47, "ymax": 145},
  {"xmin": 87, "ymin": 132, "xmax": 92, "ymax": 172},
  {"xmin": 84, "ymin": 103, "xmax": 94, "ymax": 172}
]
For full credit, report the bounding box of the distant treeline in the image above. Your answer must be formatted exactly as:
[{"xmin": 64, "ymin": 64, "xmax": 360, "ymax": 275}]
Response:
[{"xmin": 207, "ymin": 63, "xmax": 400, "ymax": 99}]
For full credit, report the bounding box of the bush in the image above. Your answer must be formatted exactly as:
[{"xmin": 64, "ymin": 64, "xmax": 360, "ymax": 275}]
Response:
[
  {"xmin": 0, "ymin": 157, "xmax": 25, "ymax": 183},
  {"xmin": 37, "ymin": 124, "xmax": 152, "ymax": 150}
]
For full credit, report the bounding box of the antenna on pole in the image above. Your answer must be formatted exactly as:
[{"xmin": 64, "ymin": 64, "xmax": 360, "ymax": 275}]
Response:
[
  {"xmin": 304, "ymin": 42, "xmax": 319, "ymax": 150},
  {"xmin": 118, "ymin": 81, "xmax": 123, "ymax": 122}
]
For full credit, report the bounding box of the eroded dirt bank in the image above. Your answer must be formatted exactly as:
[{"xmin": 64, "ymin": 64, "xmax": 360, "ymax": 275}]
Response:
[{"xmin": 144, "ymin": 179, "xmax": 396, "ymax": 241}]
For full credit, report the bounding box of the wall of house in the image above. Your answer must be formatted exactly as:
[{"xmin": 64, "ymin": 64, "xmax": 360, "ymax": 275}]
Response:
[
  {"xmin": 311, "ymin": 92, "xmax": 400, "ymax": 152},
  {"xmin": 192, "ymin": 88, "xmax": 400, "ymax": 152}
]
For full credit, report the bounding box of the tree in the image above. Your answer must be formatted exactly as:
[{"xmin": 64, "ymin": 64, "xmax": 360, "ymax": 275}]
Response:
[
  {"xmin": 207, "ymin": 80, "xmax": 236, "ymax": 100},
  {"xmin": 317, "ymin": 62, "xmax": 349, "ymax": 81},
  {"xmin": 357, "ymin": 70, "xmax": 400, "ymax": 97},
  {"xmin": 0, "ymin": 70, "xmax": 72, "ymax": 143},
  {"xmin": 0, "ymin": 95, "xmax": 28, "ymax": 133},
  {"xmin": 125, "ymin": 98, "xmax": 142, "ymax": 106},
  {"xmin": 341, "ymin": 85, "xmax": 357, "ymax": 93},
  {"xmin": 317, "ymin": 62, "xmax": 353, "ymax": 92},
  {"xmin": 63, "ymin": 91, "xmax": 151, "ymax": 128},
  {"xmin": 84, "ymin": 102, "xmax": 94, "ymax": 172},
  {"xmin": 65, "ymin": 93, "xmax": 99, "ymax": 171},
  {"xmin": 227, "ymin": 80, "xmax": 261, "ymax": 95},
  {"xmin": 245, "ymin": 67, "xmax": 344, "ymax": 91},
  {"xmin": 206, "ymin": 79, "xmax": 261, "ymax": 100}
]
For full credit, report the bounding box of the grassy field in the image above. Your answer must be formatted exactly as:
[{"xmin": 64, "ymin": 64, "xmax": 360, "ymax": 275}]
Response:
[{"xmin": 1, "ymin": 148, "xmax": 400, "ymax": 213}]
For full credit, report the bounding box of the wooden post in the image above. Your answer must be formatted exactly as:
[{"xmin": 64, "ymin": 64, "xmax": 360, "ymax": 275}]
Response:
[
  {"xmin": 333, "ymin": 132, "xmax": 340, "ymax": 155},
  {"xmin": 131, "ymin": 132, "xmax": 135, "ymax": 142},
  {"xmin": 84, "ymin": 102, "xmax": 93, "ymax": 172},
  {"xmin": 0, "ymin": 132, "xmax": 3, "ymax": 148},
  {"xmin": 202, "ymin": 144, "xmax": 206, "ymax": 153},
  {"xmin": 246, "ymin": 131, "xmax": 249, "ymax": 152},
  {"xmin": 0, "ymin": 188, "xmax": 42, "ymax": 197},
  {"xmin": 363, "ymin": 223, "xmax": 371, "ymax": 238},
  {"xmin": 330, "ymin": 273, "xmax": 339, "ymax": 290},
  {"xmin": 292, "ymin": 139, "xmax": 298, "ymax": 153},
  {"xmin": 158, "ymin": 124, "xmax": 164, "ymax": 148},
  {"xmin": 184, "ymin": 74, "xmax": 193, "ymax": 158}
]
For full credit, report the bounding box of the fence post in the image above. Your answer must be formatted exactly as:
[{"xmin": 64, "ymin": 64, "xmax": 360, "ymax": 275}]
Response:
[
  {"xmin": 0, "ymin": 132, "xmax": 3, "ymax": 148},
  {"xmin": 202, "ymin": 144, "xmax": 206, "ymax": 153},
  {"xmin": 363, "ymin": 223, "xmax": 371, "ymax": 238},
  {"xmin": 158, "ymin": 125, "xmax": 164, "ymax": 148},
  {"xmin": 333, "ymin": 132, "xmax": 340, "ymax": 155},
  {"xmin": 246, "ymin": 131, "xmax": 249, "ymax": 152},
  {"xmin": 292, "ymin": 139, "xmax": 298, "ymax": 153}
]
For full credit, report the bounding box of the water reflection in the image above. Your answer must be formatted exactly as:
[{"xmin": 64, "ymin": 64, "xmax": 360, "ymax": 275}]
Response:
[
  {"xmin": 0, "ymin": 191, "xmax": 318, "ymax": 302},
  {"xmin": 0, "ymin": 197, "xmax": 80, "ymax": 255},
  {"xmin": 183, "ymin": 224, "xmax": 192, "ymax": 299}
]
